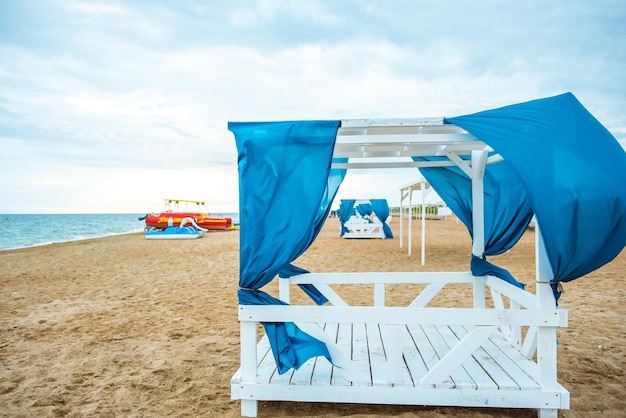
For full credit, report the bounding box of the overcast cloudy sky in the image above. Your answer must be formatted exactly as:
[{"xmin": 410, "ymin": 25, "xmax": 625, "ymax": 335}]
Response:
[{"xmin": 1, "ymin": 0, "xmax": 624, "ymax": 213}]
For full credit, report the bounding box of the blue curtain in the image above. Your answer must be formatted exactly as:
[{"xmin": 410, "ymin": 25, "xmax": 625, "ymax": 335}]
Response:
[
  {"xmin": 279, "ymin": 157, "xmax": 348, "ymax": 305},
  {"xmin": 447, "ymin": 92, "xmax": 626, "ymax": 299},
  {"xmin": 416, "ymin": 157, "xmax": 533, "ymax": 289},
  {"xmin": 356, "ymin": 203, "xmax": 373, "ymax": 219},
  {"xmin": 229, "ymin": 120, "xmax": 341, "ymax": 373},
  {"xmin": 370, "ymin": 199, "xmax": 393, "ymax": 238},
  {"xmin": 338, "ymin": 199, "xmax": 356, "ymax": 236}
]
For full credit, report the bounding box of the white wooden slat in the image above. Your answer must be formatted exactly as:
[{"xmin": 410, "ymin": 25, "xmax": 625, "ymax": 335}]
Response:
[
  {"xmin": 236, "ymin": 382, "xmax": 567, "ymax": 409},
  {"xmin": 380, "ymin": 324, "xmax": 404, "ymax": 385},
  {"xmin": 351, "ymin": 323, "xmax": 372, "ymax": 387},
  {"xmin": 521, "ymin": 325, "xmax": 538, "ymax": 359},
  {"xmin": 240, "ymin": 305, "xmax": 562, "ymax": 327},
  {"xmin": 366, "ymin": 323, "xmax": 388, "ymax": 386},
  {"xmin": 374, "ymin": 283, "xmax": 385, "ymax": 306},
  {"xmin": 408, "ymin": 282, "xmax": 446, "ymax": 308},
  {"xmin": 419, "ymin": 325, "xmax": 495, "ymax": 389},
  {"xmin": 295, "ymin": 321, "xmax": 367, "ymax": 384},
  {"xmin": 436, "ymin": 325, "xmax": 498, "ymax": 391},
  {"xmin": 485, "ymin": 275, "xmax": 537, "ymax": 309},
  {"xmin": 476, "ymin": 327, "xmax": 541, "ymax": 390},
  {"xmin": 331, "ymin": 323, "xmax": 355, "ymax": 386},
  {"xmin": 449, "ymin": 325, "xmax": 520, "ymax": 390},
  {"xmin": 313, "ymin": 284, "xmax": 349, "ymax": 306},
  {"xmin": 290, "ymin": 357, "xmax": 316, "ymax": 385},
  {"xmin": 288, "ymin": 271, "xmax": 474, "ymax": 285},
  {"xmin": 406, "ymin": 324, "xmax": 455, "ymax": 389},
  {"xmin": 490, "ymin": 288, "xmax": 514, "ymax": 344},
  {"xmin": 269, "ymin": 365, "xmax": 294, "ymax": 384},
  {"xmin": 401, "ymin": 325, "xmax": 428, "ymax": 386},
  {"xmin": 310, "ymin": 323, "xmax": 335, "ymax": 386},
  {"xmin": 254, "ymin": 335, "xmax": 276, "ymax": 384},
  {"xmin": 367, "ymin": 323, "xmax": 390, "ymax": 386},
  {"xmin": 509, "ymin": 300, "xmax": 523, "ymax": 348},
  {"xmin": 332, "ymin": 160, "xmax": 461, "ymax": 169}
]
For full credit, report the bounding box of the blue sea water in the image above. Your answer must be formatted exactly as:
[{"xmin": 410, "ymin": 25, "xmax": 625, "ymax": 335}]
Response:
[{"xmin": 0, "ymin": 213, "xmax": 240, "ymax": 251}]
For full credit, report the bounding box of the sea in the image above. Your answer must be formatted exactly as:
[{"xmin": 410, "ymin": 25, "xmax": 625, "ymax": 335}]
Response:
[{"xmin": 0, "ymin": 213, "xmax": 239, "ymax": 252}]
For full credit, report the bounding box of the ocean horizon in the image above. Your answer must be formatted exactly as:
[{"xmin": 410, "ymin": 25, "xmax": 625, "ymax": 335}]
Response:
[{"xmin": 0, "ymin": 213, "xmax": 239, "ymax": 251}]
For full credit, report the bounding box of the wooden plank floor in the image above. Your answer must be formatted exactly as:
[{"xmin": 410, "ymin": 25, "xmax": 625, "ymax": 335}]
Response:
[{"xmin": 244, "ymin": 323, "xmax": 541, "ymax": 391}]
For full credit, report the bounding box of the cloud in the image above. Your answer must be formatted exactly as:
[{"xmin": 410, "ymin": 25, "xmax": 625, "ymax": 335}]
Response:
[{"xmin": 0, "ymin": 0, "xmax": 624, "ymax": 213}]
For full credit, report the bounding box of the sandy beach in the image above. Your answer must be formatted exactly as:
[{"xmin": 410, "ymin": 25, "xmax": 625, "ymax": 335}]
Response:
[{"xmin": 1, "ymin": 217, "xmax": 624, "ymax": 417}]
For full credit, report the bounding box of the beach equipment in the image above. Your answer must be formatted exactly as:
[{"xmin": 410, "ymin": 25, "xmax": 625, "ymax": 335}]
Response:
[
  {"xmin": 140, "ymin": 198, "xmax": 232, "ymax": 230},
  {"xmin": 228, "ymin": 93, "xmax": 626, "ymax": 418},
  {"xmin": 144, "ymin": 217, "xmax": 206, "ymax": 240},
  {"xmin": 338, "ymin": 199, "xmax": 393, "ymax": 238}
]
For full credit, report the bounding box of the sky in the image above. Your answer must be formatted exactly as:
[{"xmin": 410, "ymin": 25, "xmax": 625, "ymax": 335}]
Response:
[{"xmin": 1, "ymin": 0, "xmax": 625, "ymax": 214}]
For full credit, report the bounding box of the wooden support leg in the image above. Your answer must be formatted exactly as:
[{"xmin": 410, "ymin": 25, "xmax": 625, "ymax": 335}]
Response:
[
  {"xmin": 241, "ymin": 399, "xmax": 258, "ymax": 417},
  {"xmin": 538, "ymin": 408, "xmax": 558, "ymax": 418},
  {"xmin": 240, "ymin": 320, "xmax": 258, "ymax": 417}
]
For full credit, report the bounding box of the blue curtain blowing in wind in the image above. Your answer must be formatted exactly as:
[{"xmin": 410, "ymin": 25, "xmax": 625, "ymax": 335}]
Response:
[
  {"xmin": 447, "ymin": 92, "xmax": 626, "ymax": 299},
  {"xmin": 229, "ymin": 120, "xmax": 341, "ymax": 373}
]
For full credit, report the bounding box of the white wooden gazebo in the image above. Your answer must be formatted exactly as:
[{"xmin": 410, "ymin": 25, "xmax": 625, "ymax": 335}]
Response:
[{"xmin": 230, "ymin": 118, "xmax": 569, "ymax": 417}]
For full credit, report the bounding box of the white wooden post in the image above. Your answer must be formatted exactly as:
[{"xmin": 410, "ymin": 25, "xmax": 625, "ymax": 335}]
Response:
[
  {"xmin": 535, "ymin": 222, "xmax": 559, "ymax": 418},
  {"xmin": 279, "ymin": 277, "xmax": 290, "ymax": 303},
  {"xmin": 408, "ymin": 188, "xmax": 413, "ymax": 256},
  {"xmin": 374, "ymin": 283, "xmax": 385, "ymax": 306},
  {"xmin": 399, "ymin": 188, "xmax": 404, "ymax": 249},
  {"xmin": 421, "ymin": 180, "xmax": 426, "ymax": 266},
  {"xmin": 240, "ymin": 319, "xmax": 258, "ymax": 417},
  {"xmin": 471, "ymin": 150, "xmax": 488, "ymax": 309}
]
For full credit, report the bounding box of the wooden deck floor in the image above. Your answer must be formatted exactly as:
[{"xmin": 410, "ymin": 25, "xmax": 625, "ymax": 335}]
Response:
[{"xmin": 231, "ymin": 322, "xmax": 568, "ymax": 412}]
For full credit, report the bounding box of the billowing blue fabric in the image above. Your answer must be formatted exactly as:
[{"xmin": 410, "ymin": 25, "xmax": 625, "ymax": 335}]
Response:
[
  {"xmin": 447, "ymin": 93, "xmax": 626, "ymax": 292},
  {"xmin": 370, "ymin": 199, "xmax": 393, "ymax": 238},
  {"xmin": 356, "ymin": 203, "xmax": 373, "ymax": 218},
  {"xmin": 338, "ymin": 199, "xmax": 356, "ymax": 236},
  {"xmin": 471, "ymin": 255, "xmax": 526, "ymax": 289},
  {"xmin": 237, "ymin": 289, "xmax": 332, "ymax": 374},
  {"xmin": 278, "ymin": 157, "xmax": 347, "ymax": 305},
  {"xmin": 416, "ymin": 158, "xmax": 533, "ymax": 256},
  {"xmin": 415, "ymin": 156, "xmax": 533, "ymax": 288},
  {"xmin": 229, "ymin": 120, "xmax": 340, "ymax": 373}
]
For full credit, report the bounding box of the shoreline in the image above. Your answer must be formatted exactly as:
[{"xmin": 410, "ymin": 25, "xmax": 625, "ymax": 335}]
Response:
[
  {"xmin": 0, "ymin": 230, "xmax": 146, "ymax": 253},
  {"xmin": 1, "ymin": 218, "xmax": 624, "ymax": 417}
]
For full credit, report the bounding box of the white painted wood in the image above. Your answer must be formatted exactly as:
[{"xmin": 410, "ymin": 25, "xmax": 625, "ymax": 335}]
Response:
[
  {"xmin": 408, "ymin": 282, "xmax": 446, "ymax": 308},
  {"xmin": 381, "ymin": 324, "xmax": 404, "ymax": 385},
  {"xmin": 408, "ymin": 190, "xmax": 412, "ymax": 256},
  {"xmin": 485, "ymin": 275, "xmax": 537, "ymax": 308},
  {"xmin": 471, "ymin": 149, "xmax": 488, "ymax": 258},
  {"xmin": 294, "ymin": 321, "xmax": 368, "ymax": 384},
  {"xmin": 374, "ymin": 283, "xmax": 385, "ymax": 307},
  {"xmin": 420, "ymin": 181, "xmax": 426, "ymax": 265},
  {"xmin": 240, "ymin": 305, "xmax": 562, "ymax": 327},
  {"xmin": 232, "ymin": 119, "xmax": 570, "ymax": 417},
  {"xmin": 473, "ymin": 276, "xmax": 486, "ymax": 309},
  {"xmin": 419, "ymin": 326, "xmax": 496, "ymax": 387},
  {"xmin": 239, "ymin": 320, "xmax": 258, "ymax": 417},
  {"xmin": 313, "ymin": 284, "xmax": 349, "ymax": 306},
  {"xmin": 288, "ymin": 271, "xmax": 475, "ymax": 285},
  {"xmin": 521, "ymin": 326, "xmax": 538, "ymax": 359},
  {"xmin": 399, "ymin": 189, "xmax": 405, "ymax": 249},
  {"xmin": 279, "ymin": 277, "xmax": 290, "ymax": 303},
  {"xmin": 535, "ymin": 221, "xmax": 562, "ymax": 408},
  {"xmin": 539, "ymin": 408, "xmax": 558, "ymax": 418}
]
